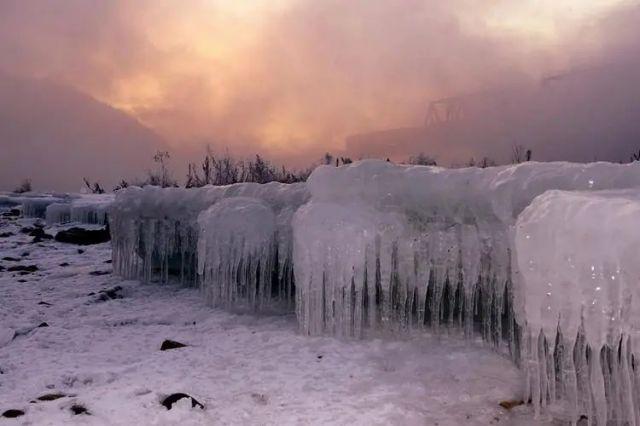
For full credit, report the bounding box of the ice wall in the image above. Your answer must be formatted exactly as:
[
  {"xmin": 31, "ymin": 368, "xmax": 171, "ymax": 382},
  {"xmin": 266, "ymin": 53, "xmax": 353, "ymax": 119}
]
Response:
[
  {"xmin": 516, "ymin": 190, "xmax": 640, "ymax": 424},
  {"xmin": 293, "ymin": 160, "xmax": 640, "ymax": 344},
  {"xmin": 45, "ymin": 203, "xmax": 71, "ymax": 224},
  {"xmin": 20, "ymin": 195, "xmax": 68, "ymax": 218},
  {"xmin": 107, "ymin": 160, "xmax": 640, "ymax": 423},
  {"xmin": 69, "ymin": 195, "xmax": 113, "ymax": 224},
  {"xmin": 198, "ymin": 197, "xmax": 286, "ymax": 311},
  {"xmin": 44, "ymin": 194, "xmax": 113, "ymax": 225},
  {"xmin": 108, "ymin": 183, "xmax": 308, "ymax": 310}
]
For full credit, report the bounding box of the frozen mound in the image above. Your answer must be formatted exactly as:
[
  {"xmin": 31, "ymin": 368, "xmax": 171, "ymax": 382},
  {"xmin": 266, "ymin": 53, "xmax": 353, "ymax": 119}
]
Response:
[
  {"xmin": 107, "ymin": 160, "xmax": 640, "ymax": 423},
  {"xmin": 0, "ymin": 191, "xmax": 113, "ymax": 223},
  {"xmin": 45, "ymin": 203, "xmax": 71, "ymax": 224},
  {"xmin": 0, "ymin": 195, "xmax": 20, "ymax": 210},
  {"xmin": 18, "ymin": 194, "xmax": 69, "ymax": 218},
  {"xmin": 198, "ymin": 197, "xmax": 289, "ymax": 311},
  {"xmin": 68, "ymin": 194, "xmax": 113, "ymax": 224},
  {"xmin": 293, "ymin": 160, "xmax": 640, "ymax": 342},
  {"xmin": 44, "ymin": 194, "xmax": 113, "ymax": 225},
  {"xmin": 108, "ymin": 183, "xmax": 308, "ymax": 294},
  {"xmin": 515, "ymin": 189, "xmax": 640, "ymax": 424}
]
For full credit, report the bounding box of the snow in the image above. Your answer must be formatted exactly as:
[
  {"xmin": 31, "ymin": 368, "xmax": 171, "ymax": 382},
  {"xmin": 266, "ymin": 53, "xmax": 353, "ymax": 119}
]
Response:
[
  {"xmin": 0, "ymin": 215, "xmax": 540, "ymax": 425},
  {"xmin": 515, "ymin": 189, "xmax": 640, "ymax": 424},
  {"xmin": 6, "ymin": 160, "xmax": 640, "ymax": 424}
]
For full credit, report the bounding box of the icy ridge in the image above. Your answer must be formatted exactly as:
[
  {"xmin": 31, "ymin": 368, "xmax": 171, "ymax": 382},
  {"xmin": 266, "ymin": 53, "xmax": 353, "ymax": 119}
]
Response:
[
  {"xmin": 108, "ymin": 182, "xmax": 308, "ymax": 310},
  {"xmin": 516, "ymin": 189, "xmax": 640, "ymax": 424},
  {"xmin": 44, "ymin": 194, "xmax": 114, "ymax": 225},
  {"xmin": 107, "ymin": 160, "xmax": 640, "ymax": 423},
  {"xmin": 293, "ymin": 160, "xmax": 640, "ymax": 341}
]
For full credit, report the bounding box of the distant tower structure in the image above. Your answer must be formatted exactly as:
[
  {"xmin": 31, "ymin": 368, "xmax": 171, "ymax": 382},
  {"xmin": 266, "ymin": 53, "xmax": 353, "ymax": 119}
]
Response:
[{"xmin": 424, "ymin": 96, "xmax": 465, "ymax": 127}]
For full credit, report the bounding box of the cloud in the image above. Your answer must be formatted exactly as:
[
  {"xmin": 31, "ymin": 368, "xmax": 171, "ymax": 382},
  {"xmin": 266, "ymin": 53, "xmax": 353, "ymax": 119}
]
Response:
[
  {"xmin": 0, "ymin": 0, "xmax": 638, "ymax": 186},
  {"xmin": 0, "ymin": 73, "xmax": 165, "ymax": 191}
]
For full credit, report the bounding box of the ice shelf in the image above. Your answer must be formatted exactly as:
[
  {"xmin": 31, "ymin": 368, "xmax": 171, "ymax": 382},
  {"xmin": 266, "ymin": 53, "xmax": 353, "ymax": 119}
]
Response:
[
  {"xmin": 108, "ymin": 183, "xmax": 308, "ymax": 311},
  {"xmin": 516, "ymin": 189, "xmax": 640, "ymax": 424},
  {"xmin": 107, "ymin": 160, "xmax": 640, "ymax": 424}
]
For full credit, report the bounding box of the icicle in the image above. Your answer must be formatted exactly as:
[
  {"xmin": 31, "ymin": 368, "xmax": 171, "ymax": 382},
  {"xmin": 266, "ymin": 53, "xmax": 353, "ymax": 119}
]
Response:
[{"xmin": 197, "ymin": 197, "xmax": 288, "ymax": 312}]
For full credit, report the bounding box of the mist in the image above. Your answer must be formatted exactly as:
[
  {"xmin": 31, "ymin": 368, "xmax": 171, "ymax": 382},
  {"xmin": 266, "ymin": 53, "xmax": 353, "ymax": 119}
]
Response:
[{"xmin": 0, "ymin": 0, "xmax": 638, "ymax": 190}]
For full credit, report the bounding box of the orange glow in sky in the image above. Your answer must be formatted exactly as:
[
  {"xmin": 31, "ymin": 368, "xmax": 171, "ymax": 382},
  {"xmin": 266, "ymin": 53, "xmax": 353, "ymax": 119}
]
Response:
[{"xmin": 0, "ymin": 0, "xmax": 629, "ymax": 158}]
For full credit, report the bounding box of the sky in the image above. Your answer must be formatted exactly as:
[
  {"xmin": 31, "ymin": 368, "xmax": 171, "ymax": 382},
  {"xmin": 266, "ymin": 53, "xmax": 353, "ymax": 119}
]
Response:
[{"xmin": 0, "ymin": 0, "xmax": 638, "ymax": 190}]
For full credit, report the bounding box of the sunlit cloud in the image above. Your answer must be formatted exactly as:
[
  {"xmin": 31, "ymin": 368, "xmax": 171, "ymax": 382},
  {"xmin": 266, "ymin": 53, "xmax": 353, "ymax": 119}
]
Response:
[{"xmin": 0, "ymin": 0, "xmax": 636, "ymax": 180}]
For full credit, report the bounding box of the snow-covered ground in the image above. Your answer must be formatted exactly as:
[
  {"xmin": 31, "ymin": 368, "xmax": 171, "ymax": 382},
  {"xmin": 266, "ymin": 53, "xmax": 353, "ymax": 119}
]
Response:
[{"xmin": 0, "ymin": 215, "xmax": 546, "ymax": 425}]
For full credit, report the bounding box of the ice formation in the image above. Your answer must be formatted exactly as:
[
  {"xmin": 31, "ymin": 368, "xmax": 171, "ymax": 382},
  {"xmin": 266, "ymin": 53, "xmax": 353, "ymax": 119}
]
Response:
[
  {"xmin": 293, "ymin": 160, "xmax": 640, "ymax": 345},
  {"xmin": 45, "ymin": 203, "xmax": 71, "ymax": 224},
  {"xmin": 108, "ymin": 183, "xmax": 308, "ymax": 310},
  {"xmin": 516, "ymin": 189, "xmax": 640, "ymax": 424},
  {"xmin": 19, "ymin": 194, "xmax": 68, "ymax": 218},
  {"xmin": 68, "ymin": 195, "xmax": 113, "ymax": 224},
  {"xmin": 107, "ymin": 160, "xmax": 640, "ymax": 423},
  {"xmin": 0, "ymin": 192, "xmax": 114, "ymax": 224},
  {"xmin": 197, "ymin": 197, "xmax": 290, "ymax": 311},
  {"xmin": 42, "ymin": 195, "xmax": 113, "ymax": 225}
]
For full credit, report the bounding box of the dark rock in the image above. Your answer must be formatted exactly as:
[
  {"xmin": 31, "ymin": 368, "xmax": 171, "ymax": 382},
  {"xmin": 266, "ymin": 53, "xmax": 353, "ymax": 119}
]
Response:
[
  {"xmin": 59, "ymin": 262, "xmax": 69, "ymax": 267},
  {"xmin": 38, "ymin": 301, "xmax": 52, "ymax": 306},
  {"xmin": 498, "ymin": 400, "xmax": 524, "ymax": 410},
  {"xmin": 251, "ymin": 393, "xmax": 268, "ymax": 405},
  {"xmin": 0, "ymin": 265, "xmax": 4, "ymax": 272},
  {"xmin": 160, "ymin": 340, "xmax": 188, "ymax": 351},
  {"xmin": 92, "ymin": 286, "xmax": 123, "ymax": 302},
  {"xmin": 12, "ymin": 322, "xmax": 50, "ymax": 338},
  {"xmin": 55, "ymin": 226, "xmax": 110, "ymax": 246},
  {"xmin": 0, "ymin": 232, "xmax": 14, "ymax": 238},
  {"xmin": 1, "ymin": 209, "xmax": 20, "ymax": 218},
  {"xmin": 89, "ymin": 270, "xmax": 110, "ymax": 276},
  {"xmin": 7, "ymin": 264, "xmax": 38, "ymax": 273},
  {"xmin": 17, "ymin": 279, "xmax": 27, "ymax": 282},
  {"xmin": 31, "ymin": 228, "xmax": 53, "ymax": 243},
  {"xmin": 19, "ymin": 227, "xmax": 53, "ymax": 243},
  {"xmin": 104, "ymin": 259, "xmax": 112, "ymax": 264},
  {"xmin": 161, "ymin": 393, "xmax": 204, "ymax": 410},
  {"xmin": 77, "ymin": 249, "xmax": 84, "ymax": 254},
  {"xmin": 21, "ymin": 252, "xmax": 29, "ymax": 257},
  {"xmin": 2, "ymin": 409, "xmax": 25, "ymax": 418},
  {"xmin": 2, "ymin": 256, "xmax": 20, "ymax": 261},
  {"xmin": 36, "ymin": 393, "xmax": 66, "ymax": 402},
  {"xmin": 317, "ymin": 355, "xmax": 323, "ymax": 359},
  {"xmin": 70, "ymin": 404, "xmax": 90, "ymax": 415},
  {"xmin": 30, "ymin": 228, "xmax": 48, "ymax": 236}
]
